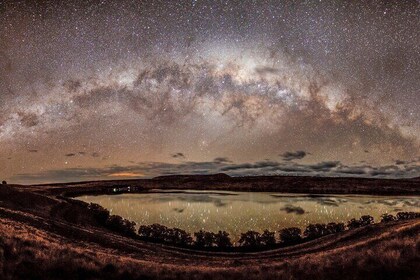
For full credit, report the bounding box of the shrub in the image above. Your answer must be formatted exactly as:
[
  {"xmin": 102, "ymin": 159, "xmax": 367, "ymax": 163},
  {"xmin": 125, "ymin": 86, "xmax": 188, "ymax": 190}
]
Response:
[
  {"xmin": 87, "ymin": 203, "xmax": 110, "ymax": 225},
  {"xmin": 380, "ymin": 213, "xmax": 396, "ymax": 223},
  {"xmin": 260, "ymin": 230, "xmax": 276, "ymax": 246},
  {"xmin": 347, "ymin": 218, "xmax": 362, "ymax": 230},
  {"xmin": 347, "ymin": 215, "xmax": 374, "ymax": 230},
  {"xmin": 359, "ymin": 215, "xmax": 374, "ymax": 226},
  {"xmin": 165, "ymin": 228, "xmax": 193, "ymax": 246},
  {"xmin": 304, "ymin": 224, "xmax": 328, "ymax": 240},
  {"xmin": 138, "ymin": 224, "xmax": 169, "ymax": 242},
  {"xmin": 326, "ymin": 222, "xmax": 345, "ymax": 234},
  {"xmin": 238, "ymin": 231, "xmax": 262, "ymax": 247},
  {"xmin": 396, "ymin": 212, "xmax": 420, "ymax": 220},
  {"xmin": 139, "ymin": 224, "xmax": 194, "ymax": 246},
  {"xmin": 214, "ymin": 231, "xmax": 232, "ymax": 248},
  {"xmin": 1, "ymin": 181, "xmax": 7, "ymax": 185},
  {"xmin": 106, "ymin": 215, "xmax": 136, "ymax": 237},
  {"xmin": 194, "ymin": 230, "xmax": 216, "ymax": 248},
  {"xmin": 279, "ymin": 227, "xmax": 302, "ymax": 245}
]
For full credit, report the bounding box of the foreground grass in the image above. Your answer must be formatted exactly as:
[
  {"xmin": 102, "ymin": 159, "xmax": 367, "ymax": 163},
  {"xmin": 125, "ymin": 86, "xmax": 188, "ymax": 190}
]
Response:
[{"xmin": 0, "ymin": 214, "xmax": 419, "ymax": 280}]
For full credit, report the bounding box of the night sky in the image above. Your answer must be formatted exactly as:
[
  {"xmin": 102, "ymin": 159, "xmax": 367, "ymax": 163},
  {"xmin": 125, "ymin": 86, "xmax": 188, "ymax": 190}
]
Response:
[{"xmin": 1, "ymin": 0, "xmax": 419, "ymax": 184}]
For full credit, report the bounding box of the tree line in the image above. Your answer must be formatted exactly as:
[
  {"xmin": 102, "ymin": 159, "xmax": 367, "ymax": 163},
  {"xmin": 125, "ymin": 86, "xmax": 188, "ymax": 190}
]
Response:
[{"xmin": 85, "ymin": 202, "xmax": 420, "ymax": 251}]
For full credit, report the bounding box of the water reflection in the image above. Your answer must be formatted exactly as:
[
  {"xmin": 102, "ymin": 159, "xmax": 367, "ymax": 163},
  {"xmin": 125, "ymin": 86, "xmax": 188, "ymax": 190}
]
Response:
[{"xmin": 79, "ymin": 190, "xmax": 420, "ymax": 241}]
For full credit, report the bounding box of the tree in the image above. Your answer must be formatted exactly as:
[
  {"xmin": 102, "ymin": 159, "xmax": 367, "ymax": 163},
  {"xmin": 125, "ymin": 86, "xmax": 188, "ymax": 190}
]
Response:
[
  {"xmin": 214, "ymin": 231, "xmax": 232, "ymax": 248},
  {"xmin": 347, "ymin": 215, "xmax": 374, "ymax": 230},
  {"xmin": 87, "ymin": 203, "xmax": 110, "ymax": 225},
  {"xmin": 359, "ymin": 215, "xmax": 374, "ymax": 226},
  {"xmin": 347, "ymin": 218, "xmax": 362, "ymax": 230},
  {"xmin": 238, "ymin": 231, "xmax": 262, "ymax": 248},
  {"xmin": 304, "ymin": 224, "xmax": 328, "ymax": 240},
  {"xmin": 260, "ymin": 230, "xmax": 276, "ymax": 247},
  {"xmin": 138, "ymin": 224, "xmax": 169, "ymax": 242},
  {"xmin": 194, "ymin": 230, "xmax": 216, "ymax": 248},
  {"xmin": 106, "ymin": 215, "xmax": 136, "ymax": 236},
  {"xmin": 165, "ymin": 228, "xmax": 193, "ymax": 246},
  {"xmin": 380, "ymin": 213, "xmax": 396, "ymax": 223},
  {"xmin": 396, "ymin": 212, "xmax": 420, "ymax": 220},
  {"xmin": 279, "ymin": 227, "xmax": 302, "ymax": 245},
  {"xmin": 326, "ymin": 222, "xmax": 345, "ymax": 234},
  {"xmin": 138, "ymin": 224, "xmax": 193, "ymax": 246}
]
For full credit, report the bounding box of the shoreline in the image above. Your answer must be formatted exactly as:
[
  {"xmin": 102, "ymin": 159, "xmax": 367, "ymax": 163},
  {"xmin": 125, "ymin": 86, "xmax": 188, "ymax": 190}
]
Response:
[{"xmin": 16, "ymin": 173, "xmax": 419, "ymax": 197}]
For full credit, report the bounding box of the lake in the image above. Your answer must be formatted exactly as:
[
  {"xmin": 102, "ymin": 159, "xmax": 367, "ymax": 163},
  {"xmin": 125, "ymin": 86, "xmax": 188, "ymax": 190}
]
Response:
[{"xmin": 78, "ymin": 190, "xmax": 420, "ymax": 242}]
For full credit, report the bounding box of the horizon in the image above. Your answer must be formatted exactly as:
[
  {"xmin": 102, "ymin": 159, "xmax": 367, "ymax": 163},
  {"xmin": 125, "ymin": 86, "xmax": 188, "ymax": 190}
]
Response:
[{"xmin": 12, "ymin": 172, "xmax": 420, "ymax": 187}]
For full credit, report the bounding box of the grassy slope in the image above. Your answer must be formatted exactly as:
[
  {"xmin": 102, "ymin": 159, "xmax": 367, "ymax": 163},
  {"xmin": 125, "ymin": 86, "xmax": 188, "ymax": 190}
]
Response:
[{"xmin": 0, "ymin": 183, "xmax": 419, "ymax": 279}]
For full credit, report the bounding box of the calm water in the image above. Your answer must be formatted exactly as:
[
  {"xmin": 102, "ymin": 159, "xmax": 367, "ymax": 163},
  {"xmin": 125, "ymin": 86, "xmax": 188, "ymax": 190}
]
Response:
[{"xmin": 79, "ymin": 190, "xmax": 420, "ymax": 241}]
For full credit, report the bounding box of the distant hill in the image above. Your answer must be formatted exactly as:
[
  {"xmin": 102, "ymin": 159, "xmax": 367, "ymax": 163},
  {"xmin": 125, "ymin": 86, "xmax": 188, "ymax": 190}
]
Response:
[
  {"xmin": 153, "ymin": 173, "xmax": 231, "ymax": 181},
  {"xmin": 22, "ymin": 173, "xmax": 420, "ymax": 197}
]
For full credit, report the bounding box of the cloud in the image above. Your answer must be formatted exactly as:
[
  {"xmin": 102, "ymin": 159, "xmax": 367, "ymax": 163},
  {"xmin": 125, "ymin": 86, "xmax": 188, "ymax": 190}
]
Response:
[
  {"xmin": 335, "ymin": 167, "xmax": 367, "ymax": 175},
  {"xmin": 280, "ymin": 204, "xmax": 305, "ymax": 215},
  {"xmin": 28, "ymin": 149, "xmax": 38, "ymax": 153},
  {"xmin": 18, "ymin": 112, "xmax": 39, "ymax": 128},
  {"xmin": 280, "ymin": 151, "xmax": 307, "ymax": 161},
  {"xmin": 9, "ymin": 158, "xmax": 420, "ymax": 184},
  {"xmin": 65, "ymin": 153, "xmax": 76, "ymax": 157},
  {"xmin": 220, "ymin": 161, "xmax": 280, "ymax": 171},
  {"xmin": 108, "ymin": 172, "xmax": 144, "ymax": 177},
  {"xmin": 213, "ymin": 157, "xmax": 232, "ymax": 163},
  {"xmin": 309, "ymin": 161, "xmax": 340, "ymax": 171},
  {"xmin": 171, "ymin": 152, "xmax": 185, "ymax": 159}
]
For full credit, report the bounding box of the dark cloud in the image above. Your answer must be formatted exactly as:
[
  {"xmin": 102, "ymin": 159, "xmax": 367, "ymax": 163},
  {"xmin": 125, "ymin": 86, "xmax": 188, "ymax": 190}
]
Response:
[
  {"xmin": 65, "ymin": 153, "xmax": 76, "ymax": 157},
  {"xmin": 281, "ymin": 151, "xmax": 307, "ymax": 161},
  {"xmin": 275, "ymin": 165, "xmax": 312, "ymax": 173},
  {"xmin": 220, "ymin": 161, "xmax": 280, "ymax": 171},
  {"xmin": 10, "ymin": 158, "xmax": 420, "ymax": 184},
  {"xmin": 335, "ymin": 167, "xmax": 367, "ymax": 175},
  {"xmin": 62, "ymin": 79, "xmax": 82, "ymax": 92},
  {"xmin": 213, "ymin": 157, "xmax": 232, "ymax": 163},
  {"xmin": 368, "ymin": 165, "xmax": 400, "ymax": 177},
  {"xmin": 171, "ymin": 152, "xmax": 185, "ymax": 159},
  {"xmin": 309, "ymin": 161, "xmax": 340, "ymax": 171},
  {"xmin": 280, "ymin": 204, "xmax": 305, "ymax": 215},
  {"xmin": 18, "ymin": 112, "xmax": 39, "ymax": 128},
  {"xmin": 28, "ymin": 149, "xmax": 38, "ymax": 153},
  {"xmin": 254, "ymin": 66, "xmax": 280, "ymax": 75}
]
